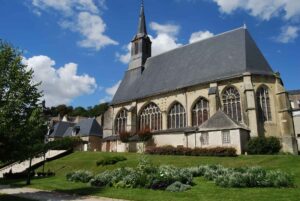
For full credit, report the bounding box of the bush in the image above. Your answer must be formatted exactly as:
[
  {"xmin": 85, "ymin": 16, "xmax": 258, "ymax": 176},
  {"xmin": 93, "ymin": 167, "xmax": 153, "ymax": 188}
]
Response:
[
  {"xmin": 166, "ymin": 181, "xmax": 191, "ymax": 192},
  {"xmin": 36, "ymin": 170, "xmax": 55, "ymax": 177},
  {"xmin": 145, "ymin": 146, "xmax": 237, "ymax": 157},
  {"xmin": 247, "ymin": 137, "xmax": 281, "ymax": 155},
  {"xmin": 119, "ymin": 131, "xmax": 131, "ymax": 143},
  {"xmin": 137, "ymin": 127, "xmax": 152, "ymax": 141},
  {"xmin": 96, "ymin": 156, "xmax": 127, "ymax": 166},
  {"xmin": 90, "ymin": 171, "xmax": 113, "ymax": 187},
  {"xmin": 66, "ymin": 170, "xmax": 93, "ymax": 183}
]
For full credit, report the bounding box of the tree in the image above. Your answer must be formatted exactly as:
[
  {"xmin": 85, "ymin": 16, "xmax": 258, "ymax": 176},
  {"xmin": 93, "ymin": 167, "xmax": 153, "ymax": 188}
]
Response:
[
  {"xmin": 23, "ymin": 108, "xmax": 47, "ymax": 184},
  {"xmin": 0, "ymin": 40, "xmax": 46, "ymax": 184}
]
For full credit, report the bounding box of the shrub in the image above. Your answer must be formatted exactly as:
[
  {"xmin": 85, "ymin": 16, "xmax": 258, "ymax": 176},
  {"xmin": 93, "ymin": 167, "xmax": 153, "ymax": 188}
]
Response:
[
  {"xmin": 90, "ymin": 171, "xmax": 113, "ymax": 187},
  {"xmin": 137, "ymin": 127, "xmax": 152, "ymax": 141},
  {"xmin": 66, "ymin": 170, "xmax": 93, "ymax": 183},
  {"xmin": 119, "ymin": 131, "xmax": 131, "ymax": 143},
  {"xmin": 166, "ymin": 181, "xmax": 191, "ymax": 192},
  {"xmin": 145, "ymin": 146, "xmax": 237, "ymax": 157},
  {"xmin": 247, "ymin": 137, "xmax": 281, "ymax": 154},
  {"xmin": 96, "ymin": 156, "xmax": 127, "ymax": 166},
  {"xmin": 265, "ymin": 170, "xmax": 293, "ymax": 187}
]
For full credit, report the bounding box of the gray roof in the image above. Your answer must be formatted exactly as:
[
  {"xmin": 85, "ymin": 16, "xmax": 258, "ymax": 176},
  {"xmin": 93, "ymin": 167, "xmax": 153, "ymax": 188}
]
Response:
[
  {"xmin": 288, "ymin": 89, "xmax": 300, "ymax": 95},
  {"xmin": 112, "ymin": 27, "xmax": 274, "ymax": 105},
  {"xmin": 102, "ymin": 135, "xmax": 119, "ymax": 141},
  {"xmin": 199, "ymin": 110, "xmax": 249, "ymax": 131},
  {"xmin": 49, "ymin": 121, "xmax": 75, "ymax": 138},
  {"xmin": 64, "ymin": 118, "xmax": 103, "ymax": 137}
]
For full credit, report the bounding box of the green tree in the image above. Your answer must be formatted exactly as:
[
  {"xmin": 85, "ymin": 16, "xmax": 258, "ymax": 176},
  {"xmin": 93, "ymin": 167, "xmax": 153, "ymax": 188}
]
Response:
[
  {"xmin": 0, "ymin": 41, "xmax": 46, "ymax": 184},
  {"xmin": 71, "ymin": 106, "xmax": 88, "ymax": 116}
]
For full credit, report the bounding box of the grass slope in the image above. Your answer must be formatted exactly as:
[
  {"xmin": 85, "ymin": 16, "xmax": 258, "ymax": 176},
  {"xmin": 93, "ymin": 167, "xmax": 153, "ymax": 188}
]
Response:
[{"xmin": 2, "ymin": 152, "xmax": 300, "ymax": 201}]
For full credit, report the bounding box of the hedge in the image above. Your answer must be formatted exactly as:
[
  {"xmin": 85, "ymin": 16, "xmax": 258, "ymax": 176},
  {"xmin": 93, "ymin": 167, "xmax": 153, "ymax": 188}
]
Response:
[{"xmin": 145, "ymin": 146, "xmax": 237, "ymax": 157}]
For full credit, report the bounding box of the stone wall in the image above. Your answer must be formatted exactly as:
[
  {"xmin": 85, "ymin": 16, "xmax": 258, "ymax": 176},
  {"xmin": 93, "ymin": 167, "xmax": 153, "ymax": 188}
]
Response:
[{"xmin": 108, "ymin": 74, "xmax": 297, "ymax": 154}]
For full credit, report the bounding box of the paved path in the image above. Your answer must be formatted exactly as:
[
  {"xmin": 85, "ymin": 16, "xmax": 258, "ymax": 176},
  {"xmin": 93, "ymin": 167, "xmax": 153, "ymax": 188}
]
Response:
[
  {"xmin": 0, "ymin": 185, "xmax": 128, "ymax": 201},
  {"xmin": 0, "ymin": 150, "xmax": 67, "ymax": 178}
]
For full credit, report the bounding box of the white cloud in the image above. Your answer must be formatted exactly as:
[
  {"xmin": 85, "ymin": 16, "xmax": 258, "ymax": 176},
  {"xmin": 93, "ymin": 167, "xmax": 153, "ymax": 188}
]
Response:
[
  {"xmin": 31, "ymin": 0, "xmax": 118, "ymax": 50},
  {"xmin": 189, "ymin": 30, "xmax": 214, "ymax": 43},
  {"xmin": 99, "ymin": 80, "xmax": 121, "ymax": 103},
  {"xmin": 116, "ymin": 22, "xmax": 182, "ymax": 64},
  {"xmin": 275, "ymin": 25, "xmax": 299, "ymax": 43},
  {"xmin": 212, "ymin": 0, "xmax": 300, "ymax": 21},
  {"xmin": 23, "ymin": 55, "xmax": 97, "ymax": 106},
  {"xmin": 149, "ymin": 22, "xmax": 180, "ymax": 36},
  {"xmin": 31, "ymin": 0, "xmax": 99, "ymax": 15},
  {"xmin": 62, "ymin": 12, "xmax": 118, "ymax": 50},
  {"xmin": 105, "ymin": 80, "xmax": 121, "ymax": 96}
]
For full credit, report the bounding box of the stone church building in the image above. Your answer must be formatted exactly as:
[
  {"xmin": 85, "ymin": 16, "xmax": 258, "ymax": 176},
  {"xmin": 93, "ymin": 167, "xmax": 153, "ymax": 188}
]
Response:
[{"xmin": 101, "ymin": 4, "xmax": 298, "ymax": 154}]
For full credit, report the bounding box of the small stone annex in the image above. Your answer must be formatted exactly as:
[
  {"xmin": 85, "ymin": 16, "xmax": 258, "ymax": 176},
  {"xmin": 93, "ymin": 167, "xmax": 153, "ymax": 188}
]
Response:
[{"xmin": 100, "ymin": 3, "xmax": 298, "ymax": 155}]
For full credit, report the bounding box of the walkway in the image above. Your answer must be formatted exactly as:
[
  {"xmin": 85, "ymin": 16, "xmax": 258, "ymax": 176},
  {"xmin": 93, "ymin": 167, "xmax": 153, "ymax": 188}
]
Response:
[
  {"xmin": 0, "ymin": 150, "xmax": 67, "ymax": 178},
  {"xmin": 0, "ymin": 185, "xmax": 128, "ymax": 201}
]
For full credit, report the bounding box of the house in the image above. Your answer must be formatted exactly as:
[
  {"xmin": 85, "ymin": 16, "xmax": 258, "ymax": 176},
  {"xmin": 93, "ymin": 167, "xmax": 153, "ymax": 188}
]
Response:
[{"xmin": 48, "ymin": 118, "xmax": 103, "ymax": 151}]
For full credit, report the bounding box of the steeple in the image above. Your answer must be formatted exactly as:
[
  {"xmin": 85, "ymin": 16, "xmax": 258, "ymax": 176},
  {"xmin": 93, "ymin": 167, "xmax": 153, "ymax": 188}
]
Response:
[
  {"xmin": 137, "ymin": 0, "xmax": 147, "ymax": 36},
  {"xmin": 128, "ymin": 1, "xmax": 152, "ymax": 71}
]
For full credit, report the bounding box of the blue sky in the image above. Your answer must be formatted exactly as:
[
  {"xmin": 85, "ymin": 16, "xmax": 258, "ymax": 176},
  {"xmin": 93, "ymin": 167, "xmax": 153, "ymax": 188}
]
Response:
[{"xmin": 0, "ymin": 0, "xmax": 299, "ymax": 107}]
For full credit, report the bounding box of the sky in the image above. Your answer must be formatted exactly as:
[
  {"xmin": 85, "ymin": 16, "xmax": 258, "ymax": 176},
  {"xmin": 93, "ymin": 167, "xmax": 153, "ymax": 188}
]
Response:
[{"xmin": 0, "ymin": 0, "xmax": 299, "ymax": 108}]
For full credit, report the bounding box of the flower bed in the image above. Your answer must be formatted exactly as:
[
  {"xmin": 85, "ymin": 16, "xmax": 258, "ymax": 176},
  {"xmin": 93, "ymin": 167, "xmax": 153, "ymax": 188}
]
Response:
[{"xmin": 66, "ymin": 158, "xmax": 293, "ymax": 192}]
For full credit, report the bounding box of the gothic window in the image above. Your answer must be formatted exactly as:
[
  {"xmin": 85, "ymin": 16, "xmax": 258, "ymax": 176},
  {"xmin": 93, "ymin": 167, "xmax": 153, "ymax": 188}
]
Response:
[
  {"xmin": 115, "ymin": 109, "xmax": 128, "ymax": 134},
  {"xmin": 256, "ymin": 86, "xmax": 272, "ymax": 122},
  {"xmin": 222, "ymin": 87, "xmax": 242, "ymax": 122},
  {"xmin": 168, "ymin": 102, "xmax": 186, "ymax": 129},
  {"xmin": 192, "ymin": 98, "xmax": 209, "ymax": 126},
  {"xmin": 139, "ymin": 103, "xmax": 162, "ymax": 131},
  {"xmin": 222, "ymin": 130, "xmax": 231, "ymax": 144}
]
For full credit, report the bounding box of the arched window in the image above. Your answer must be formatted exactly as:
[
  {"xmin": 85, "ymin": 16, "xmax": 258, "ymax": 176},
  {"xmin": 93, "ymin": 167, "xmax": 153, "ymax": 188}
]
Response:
[
  {"xmin": 115, "ymin": 109, "xmax": 128, "ymax": 134},
  {"xmin": 222, "ymin": 87, "xmax": 242, "ymax": 122},
  {"xmin": 256, "ymin": 86, "xmax": 272, "ymax": 121},
  {"xmin": 168, "ymin": 102, "xmax": 186, "ymax": 129},
  {"xmin": 192, "ymin": 98, "xmax": 209, "ymax": 126},
  {"xmin": 139, "ymin": 103, "xmax": 162, "ymax": 131}
]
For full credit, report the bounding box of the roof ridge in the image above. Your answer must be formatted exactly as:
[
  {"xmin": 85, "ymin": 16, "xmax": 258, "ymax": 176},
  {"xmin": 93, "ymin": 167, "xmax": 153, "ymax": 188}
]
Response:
[{"xmin": 147, "ymin": 26, "xmax": 246, "ymax": 61}]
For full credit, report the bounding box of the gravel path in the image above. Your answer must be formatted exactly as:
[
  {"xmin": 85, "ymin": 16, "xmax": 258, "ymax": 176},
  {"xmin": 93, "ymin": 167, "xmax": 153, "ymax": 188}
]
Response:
[{"xmin": 0, "ymin": 185, "xmax": 128, "ymax": 201}]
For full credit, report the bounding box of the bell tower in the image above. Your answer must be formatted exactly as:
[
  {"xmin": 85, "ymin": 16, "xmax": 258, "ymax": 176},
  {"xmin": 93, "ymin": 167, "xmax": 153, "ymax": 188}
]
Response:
[{"xmin": 128, "ymin": 1, "xmax": 152, "ymax": 71}]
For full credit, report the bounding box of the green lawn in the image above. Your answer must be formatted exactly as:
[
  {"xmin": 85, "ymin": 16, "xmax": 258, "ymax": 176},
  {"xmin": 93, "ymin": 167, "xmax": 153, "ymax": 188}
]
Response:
[{"xmin": 2, "ymin": 152, "xmax": 300, "ymax": 201}]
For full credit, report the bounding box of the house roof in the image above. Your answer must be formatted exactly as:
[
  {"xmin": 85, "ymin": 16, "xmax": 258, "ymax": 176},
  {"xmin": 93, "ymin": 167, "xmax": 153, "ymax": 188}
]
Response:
[
  {"xmin": 112, "ymin": 27, "xmax": 274, "ymax": 105},
  {"xmin": 198, "ymin": 110, "xmax": 249, "ymax": 131},
  {"xmin": 63, "ymin": 118, "xmax": 103, "ymax": 137},
  {"xmin": 49, "ymin": 121, "xmax": 75, "ymax": 138},
  {"xmin": 102, "ymin": 135, "xmax": 120, "ymax": 142}
]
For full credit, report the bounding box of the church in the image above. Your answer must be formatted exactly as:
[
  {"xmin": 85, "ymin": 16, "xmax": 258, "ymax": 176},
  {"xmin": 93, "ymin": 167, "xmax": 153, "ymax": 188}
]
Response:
[{"xmin": 101, "ymin": 3, "xmax": 298, "ymax": 154}]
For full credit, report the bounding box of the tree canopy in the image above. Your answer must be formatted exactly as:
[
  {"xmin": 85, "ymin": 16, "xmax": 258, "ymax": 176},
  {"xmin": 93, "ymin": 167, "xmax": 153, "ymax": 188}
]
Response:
[
  {"xmin": 47, "ymin": 103, "xmax": 109, "ymax": 118},
  {"xmin": 0, "ymin": 40, "xmax": 45, "ymax": 163}
]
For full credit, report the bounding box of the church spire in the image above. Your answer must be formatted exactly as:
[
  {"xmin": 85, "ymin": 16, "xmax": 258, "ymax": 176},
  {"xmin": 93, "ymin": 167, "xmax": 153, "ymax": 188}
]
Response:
[
  {"xmin": 137, "ymin": 0, "xmax": 147, "ymax": 36},
  {"xmin": 128, "ymin": 1, "xmax": 152, "ymax": 71}
]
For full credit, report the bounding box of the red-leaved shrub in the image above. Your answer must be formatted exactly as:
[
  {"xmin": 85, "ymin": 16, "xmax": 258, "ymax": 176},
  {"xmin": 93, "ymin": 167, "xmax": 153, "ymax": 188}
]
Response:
[
  {"xmin": 137, "ymin": 126, "xmax": 152, "ymax": 141},
  {"xmin": 145, "ymin": 146, "xmax": 237, "ymax": 157}
]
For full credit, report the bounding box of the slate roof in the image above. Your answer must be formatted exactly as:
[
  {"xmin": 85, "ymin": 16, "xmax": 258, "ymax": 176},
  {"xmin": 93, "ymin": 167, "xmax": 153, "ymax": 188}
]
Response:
[
  {"xmin": 49, "ymin": 121, "xmax": 75, "ymax": 138},
  {"xmin": 102, "ymin": 135, "xmax": 120, "ymax": 142},
  {"xmin": 70, "ymin": 118, "xmax": 103, "ymax": 137},
  {"xmin": 112, "ymin": 27, "xmax": 274, "ymax": 105},
  {"xmin": 198, "ymin": 110, "xmax": 249, "ymax": 131}
]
